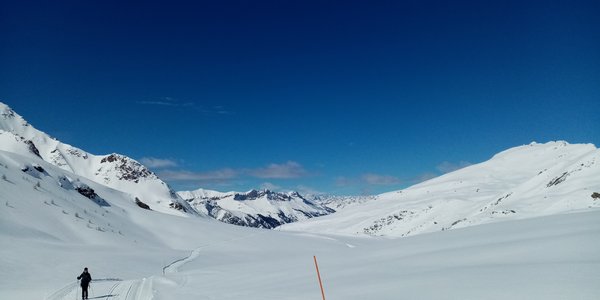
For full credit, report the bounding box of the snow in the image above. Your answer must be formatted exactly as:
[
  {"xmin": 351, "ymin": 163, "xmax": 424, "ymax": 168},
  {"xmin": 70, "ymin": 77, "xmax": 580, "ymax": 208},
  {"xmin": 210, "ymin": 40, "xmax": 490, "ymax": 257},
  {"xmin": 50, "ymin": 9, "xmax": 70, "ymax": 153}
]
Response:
[
  {"xmin": 0, "ymin": 103, "xmax": 195, "ymax": 216},
  {"xmin": 179, "ymin": 188, "xmax": 332, "ymax": 228},
  {"xmin": 1, "ymin": 101, "xmax": 599, "ymax": 299},
  {"xmin": 280, "ymin": 141, "xmax": 600, "ymax": 237}
]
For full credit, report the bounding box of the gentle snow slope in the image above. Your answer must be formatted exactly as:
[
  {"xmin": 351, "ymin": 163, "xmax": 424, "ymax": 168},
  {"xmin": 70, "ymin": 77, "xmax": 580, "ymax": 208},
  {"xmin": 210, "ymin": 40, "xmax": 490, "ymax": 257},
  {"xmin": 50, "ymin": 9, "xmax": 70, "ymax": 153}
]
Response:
[{"xmin": 280, "ymin": 141, "xmax": 600, "ymax": 237}]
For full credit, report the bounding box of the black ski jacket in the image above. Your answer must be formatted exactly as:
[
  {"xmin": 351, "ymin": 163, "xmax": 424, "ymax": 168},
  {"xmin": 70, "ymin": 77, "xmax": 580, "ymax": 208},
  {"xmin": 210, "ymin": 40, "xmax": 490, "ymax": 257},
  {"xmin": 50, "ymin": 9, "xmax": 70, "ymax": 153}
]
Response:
[{"xmin": 77, "ymin": 272, "xmax": 92, "ymax": 286}]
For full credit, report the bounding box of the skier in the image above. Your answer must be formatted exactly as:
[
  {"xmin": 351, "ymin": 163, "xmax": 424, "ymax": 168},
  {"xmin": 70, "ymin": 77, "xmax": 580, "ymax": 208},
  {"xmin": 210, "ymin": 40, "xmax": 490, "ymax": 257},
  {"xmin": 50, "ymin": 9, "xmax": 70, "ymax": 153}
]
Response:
[{"xmin": 77, "ymin": 267, "xmax": 92, "ymax": 300}]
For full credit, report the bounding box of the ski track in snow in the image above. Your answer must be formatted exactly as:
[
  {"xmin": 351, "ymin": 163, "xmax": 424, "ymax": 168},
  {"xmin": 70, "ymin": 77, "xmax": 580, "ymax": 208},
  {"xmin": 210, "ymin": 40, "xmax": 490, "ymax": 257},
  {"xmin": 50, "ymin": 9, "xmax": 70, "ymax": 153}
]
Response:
[
  {"xmin": 163, "ymin": 231, "xmax": 264, "ymax": 274},
  {"xmin": 45, "ymin": 278, "xmax": 151, "ymax": 300},
  {"xmin": 47, "ymin": 233, "xmax": 263, "ymax": 300}
]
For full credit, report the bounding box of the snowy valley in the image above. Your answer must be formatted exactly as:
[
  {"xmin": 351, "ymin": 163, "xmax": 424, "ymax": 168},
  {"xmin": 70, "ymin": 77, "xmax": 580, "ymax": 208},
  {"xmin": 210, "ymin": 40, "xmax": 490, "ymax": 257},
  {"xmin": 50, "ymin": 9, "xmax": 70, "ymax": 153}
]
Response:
[{"xmin": 1, "ymin": 101, "xmax": 599, "ymax": 299}]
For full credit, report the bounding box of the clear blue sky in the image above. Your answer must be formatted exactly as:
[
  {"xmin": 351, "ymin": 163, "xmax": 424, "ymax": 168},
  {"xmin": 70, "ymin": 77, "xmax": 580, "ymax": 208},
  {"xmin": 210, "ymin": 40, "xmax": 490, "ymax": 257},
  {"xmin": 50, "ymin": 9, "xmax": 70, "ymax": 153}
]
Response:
[{"xmin": 1, "ymin": 0, "xmax": 599, "ymax": 195}]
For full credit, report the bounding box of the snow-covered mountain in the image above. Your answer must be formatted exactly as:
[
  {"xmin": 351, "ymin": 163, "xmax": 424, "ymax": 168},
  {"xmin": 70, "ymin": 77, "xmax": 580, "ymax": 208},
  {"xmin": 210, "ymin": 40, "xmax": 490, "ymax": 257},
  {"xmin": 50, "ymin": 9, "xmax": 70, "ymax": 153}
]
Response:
[
  {"xmin": 308, "ymin": 194, "xmax": 378, "ymax": 211},
  {"xmin": 0, "ymin": 102, "xmax": 195, "ymax": 216},
  {"xmin": 1, "ymin": 101, "xmax": 599, "ymax": 299},
  {"xmin": 281, "ymin": 141, "xmax": 600, "ymax": 237},
  {"xmin": 178, "ymin": 188, "xmax": 334, "ymax": 228}
]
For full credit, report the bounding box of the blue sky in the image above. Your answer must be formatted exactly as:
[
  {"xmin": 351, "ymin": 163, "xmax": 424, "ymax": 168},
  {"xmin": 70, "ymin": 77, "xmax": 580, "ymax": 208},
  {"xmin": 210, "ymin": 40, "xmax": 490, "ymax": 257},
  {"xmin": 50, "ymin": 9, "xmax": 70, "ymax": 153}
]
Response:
[{"xmin": 1, "ymin": 0, "xmax": 599, "ymax": 195}]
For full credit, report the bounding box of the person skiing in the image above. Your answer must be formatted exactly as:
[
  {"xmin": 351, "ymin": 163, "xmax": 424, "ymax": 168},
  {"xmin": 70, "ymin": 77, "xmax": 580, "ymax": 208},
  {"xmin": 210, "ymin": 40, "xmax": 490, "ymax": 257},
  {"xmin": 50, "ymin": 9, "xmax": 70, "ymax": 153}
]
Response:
[{"xmin": 77, "ymin": 267, "xmax": 92, "ymax": 300}]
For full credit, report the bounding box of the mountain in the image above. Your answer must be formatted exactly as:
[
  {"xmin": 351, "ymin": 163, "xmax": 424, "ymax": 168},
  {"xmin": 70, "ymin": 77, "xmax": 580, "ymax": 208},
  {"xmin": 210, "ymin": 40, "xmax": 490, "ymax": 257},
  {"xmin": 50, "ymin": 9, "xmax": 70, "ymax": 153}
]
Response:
[
  {"xmin": 308, "ymin": 194, "xmax": 378, "ymax": 211},
  {"xmin": 280, "ymin": 141, "xmax": 600, "ymax": 237},
  {"xmin": 0, "ymin": 102, "xmax": 195, "ymax": 216},
  {"xmin": 178, "ymin": 188, "xmax": 334, "ymax": 228}
]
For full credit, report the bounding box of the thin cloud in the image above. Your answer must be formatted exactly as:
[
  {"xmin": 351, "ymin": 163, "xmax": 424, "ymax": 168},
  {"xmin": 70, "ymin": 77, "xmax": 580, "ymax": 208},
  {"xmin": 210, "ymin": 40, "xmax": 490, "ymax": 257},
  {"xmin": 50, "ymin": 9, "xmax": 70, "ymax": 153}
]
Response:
[
  {"xmin": 158, "ymin": 168, "xmax": 238, "ymax": 181},
  {"xmin": 335, "ymin": 173, "xmax": 403, "ymax": 187},
  {"xmin": 295, "ymin": 185, "xmax": 322, "ymax": 196},
  {"xmin": 260, "ymin": 182, "xmax": 282, "ymax": 191},
  {"xmin": 415, "ymin": 172, "xmax": 438, "ymax": 183},
  {"xmin": 361, "ymin": 173, "xmax": 402, "ymax": 186},
  {"xmin": 136, "ymin": 97, "xmax": 194, "ymax": 107},
  {"xmin": 334, "ymin": 176, "xmax": 355, "ymax": 187},
  {"xmin": 140, "ymin": 157, "xmax": 178, "ymax": 168},
  {"xmin": 248, "ymin": 161, "xmax": 309, "ymax": 179},
  {"xmin": 436, "ymin": 161, "xmax": 472, "ymax": 173},
  {"xmin": 157, "ymin": 161, "xmax": 310, "ymax": 184}
]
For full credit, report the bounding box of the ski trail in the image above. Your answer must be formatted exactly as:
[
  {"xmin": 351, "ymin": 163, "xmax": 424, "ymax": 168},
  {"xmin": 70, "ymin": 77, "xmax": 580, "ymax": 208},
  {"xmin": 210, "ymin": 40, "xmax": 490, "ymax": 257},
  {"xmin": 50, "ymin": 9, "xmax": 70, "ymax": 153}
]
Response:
[
  {"xmin": 123, "ymin": 280, "xmax": 141, "ymax": 300},
  {"xmin": 46, "ymin": 278, "xmax": 122, "ymax": 300},
  {"xmin": 162, "ymin": 247, "xmax": 203, "ymax": 274},
  {"xmin": 48, "ymin": 233, "xmax": 263, "ymax": 300},
  {"xmin": 46, "ymin": 275, "xmax": 150, "ymax": 300},
  {"xmin": 162, "ymin": 232, "xmax": 264, "ymax": 275},
  {"xmin": 103, "ymin": 282, "xmax": 120, "ymax": 299}
]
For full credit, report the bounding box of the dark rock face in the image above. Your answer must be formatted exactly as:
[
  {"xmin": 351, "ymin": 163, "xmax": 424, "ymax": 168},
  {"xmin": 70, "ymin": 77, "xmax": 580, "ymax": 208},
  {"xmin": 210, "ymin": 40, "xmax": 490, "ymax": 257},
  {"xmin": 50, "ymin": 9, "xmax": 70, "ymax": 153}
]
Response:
[
  {"xmin": 33, "ymin": 164, "xmax": 45, "ymax": 173},
  {"xmin": 547, "ymin": 172, "xmax": 569, "ymax": 187},
  {"xmin": 25, "ymin": 140, "xmax": 42, "ymax": 159},
  {"xmin": 592, "ymin": 192, "xmax": 600, "ymax": 199},
  {"xmin": 100, "ymin": 154, "xmax": 154, "ymax": 182},
  {"xmin": 20, "ymin": 163, "xmax": 48, "ymax": 179},
  {"xmin": 169, "ymin": 202, "xmax": 189, "ymax": 213},
  {"xmin": 76, "ymin": 185, "xmax": 97, "ymax": 199},
  {"xmin": 135, "ymin": 197, "xmax": 151, "ymax": 210},
  {"xmin": 232, "ymin": 189, "xmax": 304, "ymax": 202},
  {"xmin": 75, "ymin": 183, "xmax": 110, "ymax": 206}
]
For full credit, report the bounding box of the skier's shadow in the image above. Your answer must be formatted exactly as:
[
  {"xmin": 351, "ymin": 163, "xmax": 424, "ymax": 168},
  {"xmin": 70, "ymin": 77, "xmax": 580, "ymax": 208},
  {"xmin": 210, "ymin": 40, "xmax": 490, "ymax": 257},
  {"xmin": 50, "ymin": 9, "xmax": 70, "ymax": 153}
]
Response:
[{"xmin": 88, "ymin": 294, "xmax": 118, "ymax": 299}]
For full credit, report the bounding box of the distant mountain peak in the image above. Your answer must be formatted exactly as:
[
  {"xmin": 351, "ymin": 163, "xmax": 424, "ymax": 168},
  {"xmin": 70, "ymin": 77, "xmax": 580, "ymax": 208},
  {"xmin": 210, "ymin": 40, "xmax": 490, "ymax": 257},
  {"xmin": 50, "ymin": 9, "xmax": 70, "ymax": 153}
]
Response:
[
  {"xmin": 178, "ymin": 187, "xmax": 333, "ymax": 229},
  {"xmin": 0, "ymin": 102, "xmax": 31, "ymax": 133}
]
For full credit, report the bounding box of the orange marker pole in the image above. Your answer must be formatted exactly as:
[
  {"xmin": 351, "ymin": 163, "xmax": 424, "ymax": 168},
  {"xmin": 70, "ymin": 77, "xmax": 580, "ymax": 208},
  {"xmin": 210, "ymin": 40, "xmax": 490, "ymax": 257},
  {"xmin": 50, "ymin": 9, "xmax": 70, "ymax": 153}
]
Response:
[{"xmin": 314, "ymin": 255, "xmax": 326, "ymax": 300}]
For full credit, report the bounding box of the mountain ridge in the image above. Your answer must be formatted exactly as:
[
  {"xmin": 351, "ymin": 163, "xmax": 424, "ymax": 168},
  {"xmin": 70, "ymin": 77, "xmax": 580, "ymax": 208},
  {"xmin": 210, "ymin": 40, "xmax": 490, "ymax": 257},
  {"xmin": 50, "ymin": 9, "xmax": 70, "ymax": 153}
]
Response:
[
  {"xmin": 178, "ymin": 188, "xmax": 334, "ymax": 228},
  {"xmin": 280, "ymin": 140, "xmax": 600, "ymax": 237}
]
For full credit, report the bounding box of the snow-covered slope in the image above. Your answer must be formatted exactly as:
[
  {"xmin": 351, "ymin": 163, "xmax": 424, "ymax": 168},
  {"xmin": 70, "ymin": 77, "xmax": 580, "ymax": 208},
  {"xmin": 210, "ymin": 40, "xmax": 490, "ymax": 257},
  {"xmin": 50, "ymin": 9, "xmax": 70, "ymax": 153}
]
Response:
[
  {"xmin": 0, "ymin": 148, "xmax": 257, "ymax": 298},
  {"xmin": 281, "ymin": 141, "xmax": 600, "ymax": 237},
  {"xmin": 178, "ymin": 188, "xmax": 334, "ymax": 228},
  {"xmin": 0, "ymin": 102, "xmax": 195, "ymax": 216}
]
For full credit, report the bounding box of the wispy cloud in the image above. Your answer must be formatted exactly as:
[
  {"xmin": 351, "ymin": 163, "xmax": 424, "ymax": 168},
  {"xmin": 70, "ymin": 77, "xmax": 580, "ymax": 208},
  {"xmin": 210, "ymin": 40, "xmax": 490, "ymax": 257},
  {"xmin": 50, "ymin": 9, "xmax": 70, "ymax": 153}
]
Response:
[
  {"xmin": 202, "ymin": 105, "xmax": 234, "ymax": 115},
  {"xmin": 415, "ymin": 172, "xmax": 438, "ymax": 183},
  {"xmin": 295, "ymin": 185, "xmax": 322, "ymax": 196},
  {"xmin": 158, "ymin": 168, "xmax": 239, "ymax": 181},
  {"xmin": 248, "ymin": 161, "xmax": 309, "ymax": 179},
  {"xmin": 136, "ymin": 97, "xmax": 194, "ymax": 107},
  {"xmin": 436, "ymin": 161, "xmax": 472, "ymax": 173},
  {"xmin": 260, "ymin": 182, "xmax": 282, "ymax": 191},
  {"xmin": 157, "ymin": 161, "xmax": 311, "ymax": 184},
  {"xmin": 136, "ymin": 98, "xmax": 235, "ymax": 115},
  {"xmin": 334, "ymin": 176, "xmax": 355, "ymax": 187},
  {"xmin": 335, "ymin": 173, "xmax": 402, "ymax": 187},
  {"xmin": 361, "ymin": 173, "xmax": 402, "ymax": 185},
  {"xmin": 139, "ymin": 157, "xmax": 178, "ymax": 168}
]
